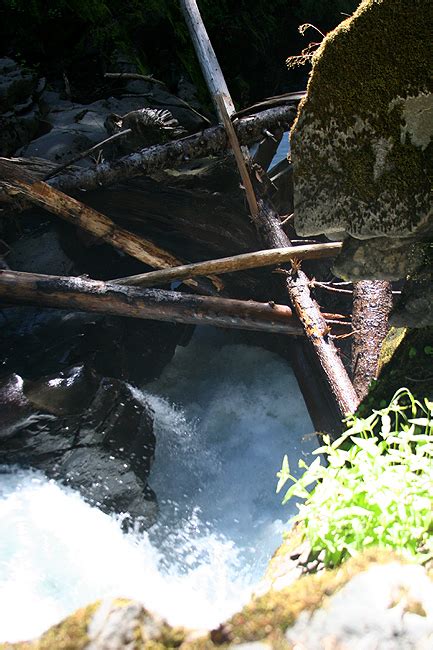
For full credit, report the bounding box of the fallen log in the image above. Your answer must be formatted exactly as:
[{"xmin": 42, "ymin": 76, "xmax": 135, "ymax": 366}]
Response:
[
  {"xmin": 181, "ymin": 0, "xmax": 359, "ymax": 428},
  {"xmin": 180, "ymin": 0, "xmax": 236, "ymax": 118},
  {"xmin": 13, "ymin": 105, "xmax": 295, "ymax": 195},
  {"xmin": 113, "ymin": 242, "xmax": 342, "ymax": 287},
  {"xmin": 0, "ymin": 163, "xmax": 222, "ymax": 293},
  {"xmin": 0, "ymin": 269, "xmax": 305, "ymax": 336}
]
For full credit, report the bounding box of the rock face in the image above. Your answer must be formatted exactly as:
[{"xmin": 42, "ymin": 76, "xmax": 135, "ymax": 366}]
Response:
[
  {"xmin": 291, "ymin": 0, "xmax": 433, "ymax": 322},
  {"xmin": 0, "ymin": 218, "xmax": 184, "ymax": 527}
]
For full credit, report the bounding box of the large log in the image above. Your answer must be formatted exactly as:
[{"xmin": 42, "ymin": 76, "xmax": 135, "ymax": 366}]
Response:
[
  {"xmin": 113, "ymin": 242, "xmax": 342, "ymax": 287},
  {"xmin": 253, "ymin": 199, "xmax": 359, "ymax": 418},
  {"xmin": 179, "ymin": 0, "xmax": 235, "ymax": 118},
  {"xmin": 0, "ymin": 163, "xmax": 221, "ymax": 293},
  {"xmin": 0, "ymin": 269, "xmax": 306, "ymax": 335},
  {"xmin": 44, "ymin": 105, "xmax": 296, "ymax": 193}
]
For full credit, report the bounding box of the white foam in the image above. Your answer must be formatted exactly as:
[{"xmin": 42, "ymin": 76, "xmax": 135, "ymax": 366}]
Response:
[{"xmin": 0, "ymin": 330, "xmax": 315, "ymax": 642}]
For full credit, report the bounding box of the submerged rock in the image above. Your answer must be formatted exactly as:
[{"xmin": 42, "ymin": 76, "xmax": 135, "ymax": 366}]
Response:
[{"xmin": 291, "ymin": 0, "xmax": 433, "ymax": 323}]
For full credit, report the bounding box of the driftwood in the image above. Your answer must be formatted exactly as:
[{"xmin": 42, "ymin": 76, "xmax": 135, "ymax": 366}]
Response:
[
  {"xmin": 351, "ymin": 280, "xmax": 393, "ymax": 400},
  {"xmin": 0, "ymin": 269, "xmax": 305, "ymax": 336},
  {"xmin": 104, "ymin": 72, "xmax": 166, "ymax": 87},
  {"xmin": 252, "ymin": 199, "xmax": 359, "ymax": 417},
  {"xmin": 113, "ymin": 242, "xmax": 342, "ymax": 287},
  {"xmin": 30, "ymin": 105, "xmax": 295, "ymax": 194},
  {"xmin": 180, "ymin": 0, "xmax": 235, "ymax": 118},
  {"xmin": 216, "ymin": 94, "xmax": 259, "ymax": 218},
  {"xmin": 0, "ymin": 161, "xmax": 221, "ymax": 293},
  {"xmin": 181, "ymin": 0, "xmax": 359, "ymax": 427}
]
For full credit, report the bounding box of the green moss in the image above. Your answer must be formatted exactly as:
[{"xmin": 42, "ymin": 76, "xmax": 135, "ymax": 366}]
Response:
[
  {"xmin": 376, "ymin": 327, "xmax": 407, "ymax": 374},
  {"xmin": 218, "ymin": 548, "xmax": 404, "ymax": 645},
  {"xmin": 291, "ymin": 0, "xmax": 433, "ymax": 224},
  {"xmin": 306, "ymin": 0, "xmax": 433, "ymax": 125},
  {"xmin": 0, "ymin": 602, "xmax": 100, "ymax": 650}
]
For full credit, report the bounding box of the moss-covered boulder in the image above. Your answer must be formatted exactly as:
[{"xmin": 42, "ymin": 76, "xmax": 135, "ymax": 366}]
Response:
[
  {"xmin": 6, "ymin": 549, "xmax": 433, "ymax": 649},
  {"xmin": 2, "ymin": 599, "xmax": 186, "ymax": 650},
  {"xmin": 291, "ymin": 0, "xmax": 433, "ymax": 306}
]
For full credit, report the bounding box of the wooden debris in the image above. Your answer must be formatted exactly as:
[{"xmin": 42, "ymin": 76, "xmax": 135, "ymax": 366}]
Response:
[
  {"xmin": 113, "ymin": 242, "xmax": 342, "ymax": 288},
  {"xmin": 351, "ymin": 280, "xmax": 393, "ymax": 400},
  {"xmin": 0, "ymin": 162, "xmax": 222, "ymax": 293},
  {"xmin": 0, "ymin": 269, "xmax": 305, "ymax": 336},
  {"xmin": 181, "ymin": 0, "xmax": 360, "ymax": 426}
]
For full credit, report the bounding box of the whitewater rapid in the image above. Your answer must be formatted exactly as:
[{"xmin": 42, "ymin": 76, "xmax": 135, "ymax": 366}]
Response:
[{"xmin": 0, "ymin": 329, "xmax": 315, "ymax": 642}]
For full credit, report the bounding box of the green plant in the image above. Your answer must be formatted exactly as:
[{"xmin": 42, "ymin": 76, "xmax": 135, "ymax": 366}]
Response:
[{"xmin": 277, "ymin": 388, "xmax": 433, "ymax": 568}]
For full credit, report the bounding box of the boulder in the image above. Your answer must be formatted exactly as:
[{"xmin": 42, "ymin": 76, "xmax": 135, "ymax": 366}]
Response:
[
  {"xmin": 0, "ymin": 366, "xmax": 157, "ymax": 528},
  {"xmin": 290, "ymin": 0, "xmax": 433, "ymax": 322},
  {"xmin": 0, "ymin": 58, "xmax": 38, "ymax": 113}
]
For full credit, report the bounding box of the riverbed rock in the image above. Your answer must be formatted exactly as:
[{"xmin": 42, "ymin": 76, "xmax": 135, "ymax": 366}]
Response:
[
  {"xmin": 0, "ymin": 58, "xmax": 41, "ymax": 155},
  {"xmin": 0, "ymin": 365, "xmax": 157, "ymax": 527},
  {"xmin": 17, "ymin": 79, "xmax": 207, "ymax": 165},
  {"xmin": 290, "ymin": 0, "xmax": 433, "ymax": 322},
  {"xmin": 7, "ymin": 550, "xmax": 433, "ymax": 649}
]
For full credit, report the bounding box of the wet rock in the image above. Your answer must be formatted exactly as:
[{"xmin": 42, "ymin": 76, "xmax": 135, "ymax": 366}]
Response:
[
  {"xmin": 291, "ymin": 0, "xmax": 433, "ymax": 323},
  {"xmin": 0, "ymin": 58, "xmax": 38, "ymax": 113},
  {"xmin": 0, "ymin": 58, "xmax": 41, "ymax": 155},
  {"xmin": 0, "ymin": 366, "xmax": 157, "ymax": 527}
]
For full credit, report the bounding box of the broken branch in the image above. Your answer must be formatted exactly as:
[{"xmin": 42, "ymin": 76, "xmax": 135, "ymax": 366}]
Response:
[{"xmin": 113, "ymin": 242, "xmax": 342, "ymax": 288}]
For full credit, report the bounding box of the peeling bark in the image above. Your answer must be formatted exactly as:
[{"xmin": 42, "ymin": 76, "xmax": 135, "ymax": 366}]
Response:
[{"xmin": 352, "ymin": 280, "xmax": 393, "ymax": 400}]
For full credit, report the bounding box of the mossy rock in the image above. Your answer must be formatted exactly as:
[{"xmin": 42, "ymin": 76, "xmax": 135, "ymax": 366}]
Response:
[
  {"xmin": 2, "ymin": 599, "xmax": 186, "ymax": 650},
  {"xmin": 3, "ymin": 548, "xmax": 427, "ymax": 650},
  {"xmin": 214, "ymin": 548, "xmax": 406, "ymax": 646},
  {"xmin": 291, "ymin": 0, "xmax": 433, "ymax": 281}
]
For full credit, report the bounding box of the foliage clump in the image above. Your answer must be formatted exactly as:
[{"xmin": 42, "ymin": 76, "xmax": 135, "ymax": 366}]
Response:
[{"xmin": 277, "ymin": 388, "xmax": 433, "ymax": 568}]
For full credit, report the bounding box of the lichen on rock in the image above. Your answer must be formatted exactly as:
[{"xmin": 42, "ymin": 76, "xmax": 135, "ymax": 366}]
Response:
[{"xmin": 290, "ymin": 0, "xmax": 433, "ymax": 300}]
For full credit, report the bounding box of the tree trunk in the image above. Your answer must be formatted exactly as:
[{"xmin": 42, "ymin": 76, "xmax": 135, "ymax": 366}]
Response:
[
  {"xmin": 180, "ymin": 0, "xmax": 359, "ymax": 428},
  {"xmin": 0, "ymin": 269, "xmax": 306, "ymax": 336},
  {"xmin": 180, "ymin": 0, "xmax": 236, "ymax": 118},
  {"xmin": 0, "ymin": 106, "xmax": 296, "ymax": 205},
  {"xmin": 352, "ymin": 280, "xmax": 393, "ymax": 400},
  {"xmin": 252, "ymin": 199, "xmax": 360, "ymax": 419}
]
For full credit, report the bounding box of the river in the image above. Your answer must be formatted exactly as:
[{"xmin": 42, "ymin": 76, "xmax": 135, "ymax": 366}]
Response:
[{"xmin": 0, "ymin": 328, "xmax": 315, "ymax": 642}]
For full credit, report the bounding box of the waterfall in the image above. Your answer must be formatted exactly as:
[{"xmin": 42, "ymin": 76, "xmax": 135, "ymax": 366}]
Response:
[{"xmin": 0, "ymin": 329, "xmax": 315, "ymax": 642}]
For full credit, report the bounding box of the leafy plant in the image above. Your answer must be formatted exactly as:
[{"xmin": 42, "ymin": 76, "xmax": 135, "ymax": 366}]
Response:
[{"xmin": 277, "ymin": 388, "xmax": 433, "ymax": 568}]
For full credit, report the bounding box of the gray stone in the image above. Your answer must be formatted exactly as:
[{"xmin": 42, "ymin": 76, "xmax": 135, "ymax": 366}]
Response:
[
  {"xmin": 0, "ymin": 59, "xmax": 37, "ymax": 112},
  {"xmin": 290, "ymin": 0, "xmax": 433, "ymax": 323},
  {"xmin": 0, "ymin": 366, "xmax": 157, "ymax": 528},
  {"xmin": 286, "ymin": 563, "xmax": 433, "ymax": 649}
]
